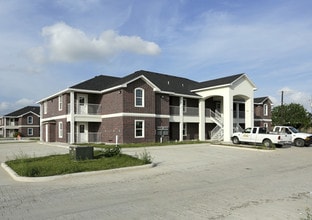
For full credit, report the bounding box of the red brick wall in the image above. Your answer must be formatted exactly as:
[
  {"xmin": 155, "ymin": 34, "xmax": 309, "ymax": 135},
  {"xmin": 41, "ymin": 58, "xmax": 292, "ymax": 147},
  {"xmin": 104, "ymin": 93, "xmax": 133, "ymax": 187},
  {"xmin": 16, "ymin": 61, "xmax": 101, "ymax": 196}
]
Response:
[
  {"xmin": 101, "ymin": 90, "xmax": 123, "ymax": 114},
  {"xmin": 123, "ymin": 79, "xmax": 155, "ymax": 114}
]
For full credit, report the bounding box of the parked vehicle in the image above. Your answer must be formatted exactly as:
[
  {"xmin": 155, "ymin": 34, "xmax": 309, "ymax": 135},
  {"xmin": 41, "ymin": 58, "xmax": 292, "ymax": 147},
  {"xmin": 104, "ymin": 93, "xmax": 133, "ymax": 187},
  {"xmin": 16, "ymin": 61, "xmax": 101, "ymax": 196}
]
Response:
[
  {"xmin": 232, "ymin": 127, "xmax": 292, "ymax": 148},
  {"xmin": 272, "ymin": 126, "xmax": 312, "ymax": 147}
]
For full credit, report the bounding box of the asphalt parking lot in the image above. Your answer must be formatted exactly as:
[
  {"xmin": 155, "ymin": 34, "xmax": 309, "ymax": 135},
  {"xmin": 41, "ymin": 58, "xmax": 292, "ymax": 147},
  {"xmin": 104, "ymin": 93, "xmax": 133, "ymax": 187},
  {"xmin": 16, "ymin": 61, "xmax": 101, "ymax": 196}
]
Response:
[{"xmin": 1, "ymin": 141, "xmax": 312, "ymax": 219}]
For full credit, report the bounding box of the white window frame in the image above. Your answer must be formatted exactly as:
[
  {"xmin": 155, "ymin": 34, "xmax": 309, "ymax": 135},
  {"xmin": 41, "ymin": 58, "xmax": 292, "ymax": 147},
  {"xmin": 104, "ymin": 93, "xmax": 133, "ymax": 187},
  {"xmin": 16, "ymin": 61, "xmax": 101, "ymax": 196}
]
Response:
[
  {"xmin": 263, "ymin": 104, "xmax": 268, "ymax": 116},
  {"xmin": 58, "ymin": 121, "xmax": 63, "ymax": 138},
  {"xmin": 135, "ymin": 120, "xmax": 144, "ymax": 138},
  {"xmin": 58, "ymin": 95, "xmax": 63, "ymax": 111},
  {"xmin": 44, "ymin": 102, "xmax": 47, "ymax": 114},
  {"xmin": 27, "ymin": 116, "xmax": 33, "ymax": 124},
  {"xmin": 27, "ymin": 128, "xmax": 33, "ymax": 136},
  {"xmin": 135, "ymin": 88, "xmax": 144, "ymax": 107}
]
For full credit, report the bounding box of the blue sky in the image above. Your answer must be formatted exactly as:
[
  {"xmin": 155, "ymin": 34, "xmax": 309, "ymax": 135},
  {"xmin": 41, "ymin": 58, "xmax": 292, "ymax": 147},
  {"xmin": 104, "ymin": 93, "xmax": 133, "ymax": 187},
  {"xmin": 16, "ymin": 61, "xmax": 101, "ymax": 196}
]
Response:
[{"xmin": 1, "ymin": 0, "xmax": 312, "ymax": 115}]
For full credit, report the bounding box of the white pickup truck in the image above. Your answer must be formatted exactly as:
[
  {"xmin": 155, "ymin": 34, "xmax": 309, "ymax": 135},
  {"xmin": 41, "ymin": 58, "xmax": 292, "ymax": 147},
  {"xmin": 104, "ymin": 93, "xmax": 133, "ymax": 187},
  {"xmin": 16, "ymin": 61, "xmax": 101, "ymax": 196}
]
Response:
[
  {"xmin": 232, "ymin": 127, "xmax": 292, "ymax": 148},
  {"xmin": 272, "ymin": 126, "xmax": 312, "ymax": 147}
]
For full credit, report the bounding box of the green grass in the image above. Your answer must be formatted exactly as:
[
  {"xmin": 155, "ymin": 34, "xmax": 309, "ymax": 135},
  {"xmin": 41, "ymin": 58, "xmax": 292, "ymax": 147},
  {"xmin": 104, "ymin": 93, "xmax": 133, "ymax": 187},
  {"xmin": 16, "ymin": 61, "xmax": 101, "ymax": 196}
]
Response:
[
  {"xmin": 82, "ymin": 140, "xmax": 207, "ymax": 149},
  {"xmin": 6, "ymin": 151, "xmax": 148, "ymax": 177}
]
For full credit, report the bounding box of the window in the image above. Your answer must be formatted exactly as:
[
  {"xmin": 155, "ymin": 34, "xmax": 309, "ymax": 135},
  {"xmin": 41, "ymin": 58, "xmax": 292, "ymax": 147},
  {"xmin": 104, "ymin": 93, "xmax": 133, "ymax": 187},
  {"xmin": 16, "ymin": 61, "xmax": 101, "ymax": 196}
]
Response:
[
  {"xmin": 27, "ymin": 128, "xmax": 33, "ymax": 136},
  {"xmin": 263, "ymin": 104, "xmax": 268, "ymax": 116},
  {"xmin": 44, "ymin": 102, "xmax": 47, "ymax": 114},
  {"xmin": 183, "ymin": 123, "xmax": 187, "ymax": 136},
  {"xmin": 27, "ymin": 116, "xmax": 33, "ymax": 124},
  {"xmin": 135, "ymin": 120, "xmax": 144, "ymax": 138},
  {"xmin": 58, "ymin": 122, "xmax": 63, "ymax": 138},
  {"xmin": 135, "ymin": 88, "xmax": 144, "ymax": 107},
  {"xmin": 183, "ymin": 99, "xmax": 187, "ymax": 113},
  {"xmin": 58, "ymin": 95, "xmax": 63, "ymax": 111}
]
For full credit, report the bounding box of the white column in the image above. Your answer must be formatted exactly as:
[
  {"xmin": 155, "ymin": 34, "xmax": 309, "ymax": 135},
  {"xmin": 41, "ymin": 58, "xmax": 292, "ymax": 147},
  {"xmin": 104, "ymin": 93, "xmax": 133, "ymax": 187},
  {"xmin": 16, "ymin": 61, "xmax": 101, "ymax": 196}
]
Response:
[
  {"xmin": 223, "ymin": 91, "xmax": 233, "ymax": 143},
  {"xmin": 179, "ymin": 97, "xmax": 184, "ymax": 142},
  {"xmin": 39, "ymin": 104, "xmax": 43, "ymax": 142},
  {"xmin": 70, "ymin": 91, "xmax": 75, "ymax": 144},
  {"xmin": 245, "ymin": 98, "xmax": 254, "ymax": 128},
  {"xmin": 198, "ymin": 99, "xmax": 206, "ymax": 141},
  {"xmin": 3, "ymin": 118, "xmax": 7, "ymax": 138}
]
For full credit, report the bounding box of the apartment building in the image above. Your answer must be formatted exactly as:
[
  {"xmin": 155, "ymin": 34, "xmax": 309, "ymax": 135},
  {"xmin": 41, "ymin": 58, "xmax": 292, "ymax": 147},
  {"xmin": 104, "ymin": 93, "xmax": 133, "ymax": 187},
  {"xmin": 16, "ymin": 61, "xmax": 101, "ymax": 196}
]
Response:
[
  {"xmin": 0, "ymin": 106, "xmax": 40, "ymax": 138},
  {"xmin": 38, "ymin": 70, "xmax": 258, "ymax": 144}
]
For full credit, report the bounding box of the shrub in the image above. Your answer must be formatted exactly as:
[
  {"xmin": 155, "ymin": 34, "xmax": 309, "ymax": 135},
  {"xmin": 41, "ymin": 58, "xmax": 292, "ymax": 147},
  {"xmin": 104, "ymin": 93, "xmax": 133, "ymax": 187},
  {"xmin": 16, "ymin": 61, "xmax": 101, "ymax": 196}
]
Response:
[
  {"xmin": 137, "ymin": 149, "xmax": 153, "ymax": 164},
  {"xmin": 102, "ymin": 146, "xmax": 121, "ymax": 157}
]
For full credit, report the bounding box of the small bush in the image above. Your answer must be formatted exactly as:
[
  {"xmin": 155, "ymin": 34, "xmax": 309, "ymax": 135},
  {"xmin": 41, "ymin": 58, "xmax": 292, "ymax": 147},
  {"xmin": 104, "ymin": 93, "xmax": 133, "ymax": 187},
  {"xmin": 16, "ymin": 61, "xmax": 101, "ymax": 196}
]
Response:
[
  {"xmin": 137, "ymin": 149, "xmax": 153, "ymax": 164},
  {"xmin": 102, "ymin": 146, "xmax": 121, "ymax": 157}
]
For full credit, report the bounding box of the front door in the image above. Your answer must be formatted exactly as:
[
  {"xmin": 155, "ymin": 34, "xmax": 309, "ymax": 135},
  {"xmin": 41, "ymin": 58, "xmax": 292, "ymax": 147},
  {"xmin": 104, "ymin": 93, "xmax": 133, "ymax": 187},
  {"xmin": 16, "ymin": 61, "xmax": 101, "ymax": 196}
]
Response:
[
  {"xmin": 77, "ymin": 123, "xmax": 88, "ymax": 143},
  {"xmin": 77, "ymin": 94, "xmax": 88, "ymax": 114}
]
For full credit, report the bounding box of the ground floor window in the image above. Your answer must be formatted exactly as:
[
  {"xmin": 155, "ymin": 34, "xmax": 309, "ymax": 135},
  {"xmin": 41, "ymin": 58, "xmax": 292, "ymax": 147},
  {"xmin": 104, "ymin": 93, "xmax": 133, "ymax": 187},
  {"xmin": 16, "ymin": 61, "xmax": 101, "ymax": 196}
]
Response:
[
  {"xmin": 183, "ymin": 123, "xmax": 187, "ymax": 136},
  {"xmin": 27, "ymin": 128, "xmax": 33, "ymax": 136},
  {"xmin": 58, "ymin": 122, "xmax": 63, "ymax": 138},
  {"xmin": 135, "ymin": 120, "xmax": 144, "ymax": 138}
]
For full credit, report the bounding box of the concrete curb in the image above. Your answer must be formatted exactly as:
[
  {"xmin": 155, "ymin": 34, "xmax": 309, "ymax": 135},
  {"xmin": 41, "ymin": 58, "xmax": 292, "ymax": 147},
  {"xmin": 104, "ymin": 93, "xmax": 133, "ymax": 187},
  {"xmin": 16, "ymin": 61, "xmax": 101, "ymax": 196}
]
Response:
[{"xmin": 1, "ymin": 162, "xmax": 156, "ymax": 182}]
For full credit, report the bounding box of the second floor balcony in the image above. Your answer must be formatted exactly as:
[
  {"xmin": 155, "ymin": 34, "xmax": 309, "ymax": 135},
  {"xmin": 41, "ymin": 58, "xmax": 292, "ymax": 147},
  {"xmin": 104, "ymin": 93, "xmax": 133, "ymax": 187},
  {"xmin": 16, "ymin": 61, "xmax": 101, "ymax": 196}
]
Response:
[{"xmin": 67, "ymin": 104, "xmax": 102, "ymax": 115}]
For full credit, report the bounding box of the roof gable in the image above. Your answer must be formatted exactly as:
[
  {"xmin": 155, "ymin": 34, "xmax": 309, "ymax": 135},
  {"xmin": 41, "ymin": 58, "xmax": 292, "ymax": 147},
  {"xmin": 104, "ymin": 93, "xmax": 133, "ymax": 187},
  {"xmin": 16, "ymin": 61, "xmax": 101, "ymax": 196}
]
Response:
[
  {"xmin": 5, "ymin": 106, "xmax": 40, "ymax": 117},
  {"xmin": 192, "ymin": 74, "xmax": 245, "ymax": 91},
  {"xmin": 254, "ymin": 96, "xmax": 271, "ymax": 104}
]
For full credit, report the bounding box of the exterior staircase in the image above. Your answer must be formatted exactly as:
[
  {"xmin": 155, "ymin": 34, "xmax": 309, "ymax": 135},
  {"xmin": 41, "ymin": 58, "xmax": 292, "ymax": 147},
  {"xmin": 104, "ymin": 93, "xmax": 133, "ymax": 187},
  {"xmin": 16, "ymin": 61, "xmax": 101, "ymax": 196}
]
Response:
[{"xmin": 210, "ymin": 110, "xmax": 224, "ymax": 141}]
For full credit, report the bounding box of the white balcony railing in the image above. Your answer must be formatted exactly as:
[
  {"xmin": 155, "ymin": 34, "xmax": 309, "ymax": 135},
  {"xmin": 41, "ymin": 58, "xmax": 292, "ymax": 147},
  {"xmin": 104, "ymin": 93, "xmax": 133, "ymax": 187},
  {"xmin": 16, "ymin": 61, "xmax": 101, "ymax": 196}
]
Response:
[
  {"xmin": 67, "ymin": 104, "xmax": 102, "ymax": 115},
  {"xmin": 67, "ymin": 132, "xmax": 101, "ymax": 143},
  {"xmin": 170, "ymin": 106, "xmax": 199, "ymax": 116}
]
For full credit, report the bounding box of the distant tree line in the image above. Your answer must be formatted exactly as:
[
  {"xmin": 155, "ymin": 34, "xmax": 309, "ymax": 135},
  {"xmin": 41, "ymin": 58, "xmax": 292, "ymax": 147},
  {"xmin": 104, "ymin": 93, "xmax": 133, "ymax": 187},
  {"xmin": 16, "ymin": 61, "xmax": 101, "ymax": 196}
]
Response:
[{"xmin": 272, "ymin": 103, "xmax": 312, "ymax": 130}]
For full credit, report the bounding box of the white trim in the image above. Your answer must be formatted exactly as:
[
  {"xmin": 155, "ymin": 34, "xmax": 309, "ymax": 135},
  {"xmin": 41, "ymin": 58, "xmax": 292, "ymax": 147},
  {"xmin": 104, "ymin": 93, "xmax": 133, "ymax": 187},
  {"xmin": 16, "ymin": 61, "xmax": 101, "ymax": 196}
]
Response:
[
  {"xmin": 58, "ymin": 95, "xmax": 63, "ymax": 111},
  {"xmin": 135, "ymin": 88, "xmax": 144, "ymax": 107},
  {"xmin": 101, "ymin": 112, "xmax": 170, "ymax": 119},
  {"xmin": 27, "ymin": 116, "xmax": 33, "ymax": 124},
  {"xmin": 41, "ymin": 115, "xmax": 67, "ymax": 122},
  {"xmin": 135, "ymin": 120, "xmax": 144, "ymax": 138},
  {"xmin": 27, "ymin": 128, "xmax": 34, "ymax": 136},
  {"xmin": 58, "ymin": 121, "xmax": 63, "ymax": 138}
]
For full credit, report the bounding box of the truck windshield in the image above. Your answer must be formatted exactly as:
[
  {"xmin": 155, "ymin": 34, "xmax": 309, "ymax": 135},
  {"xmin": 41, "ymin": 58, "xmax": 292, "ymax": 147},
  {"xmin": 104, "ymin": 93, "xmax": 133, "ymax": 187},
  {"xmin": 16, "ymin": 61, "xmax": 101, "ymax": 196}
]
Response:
[{"xmin": 289, "ymin": 127, "xmax": 299, "ymax": 133}]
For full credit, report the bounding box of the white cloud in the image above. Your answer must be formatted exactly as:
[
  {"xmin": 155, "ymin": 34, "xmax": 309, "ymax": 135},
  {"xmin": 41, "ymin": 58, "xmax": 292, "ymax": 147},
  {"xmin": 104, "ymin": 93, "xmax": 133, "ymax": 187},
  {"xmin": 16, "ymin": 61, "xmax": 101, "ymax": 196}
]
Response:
[
  {"xmin": 30, "ymin": 22, "xmax": 161, "ymax": 63},
  {"xmin": 0, "ymin": 99, "xmax": 37, "ymax": 115}
]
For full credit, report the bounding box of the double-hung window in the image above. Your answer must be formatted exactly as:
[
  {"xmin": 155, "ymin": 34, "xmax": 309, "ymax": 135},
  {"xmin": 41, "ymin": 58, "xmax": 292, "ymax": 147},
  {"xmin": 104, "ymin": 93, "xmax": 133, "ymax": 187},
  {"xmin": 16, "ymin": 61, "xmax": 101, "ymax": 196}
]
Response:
[
  {"xmin": 135, "ymin": 88, "xmax": 144, "ymax": 107},
  {"xmin": 27, "ymin": 116, "xmax": 33, "ymax": 124},
  {"xmin": 263, "ymin": 104, "xmax": 268, "ymax": 116},
  {"xmin": 135, "ymin": 120, "xmax": 144, "ymax": 138},
  {"xmin": 27, "ymin": 128, "xmax": 33, "ymax": 136},
  {"xmin": 44, "ymin": 102, "xmax": 47, "ymax": 114},
  {"xmin": 58, "ymin": 122, "xmax": 63, "ymax": 138},
  {"xmin": 58, "ymin": 95, "xmax": 63, "ymax": 111}
]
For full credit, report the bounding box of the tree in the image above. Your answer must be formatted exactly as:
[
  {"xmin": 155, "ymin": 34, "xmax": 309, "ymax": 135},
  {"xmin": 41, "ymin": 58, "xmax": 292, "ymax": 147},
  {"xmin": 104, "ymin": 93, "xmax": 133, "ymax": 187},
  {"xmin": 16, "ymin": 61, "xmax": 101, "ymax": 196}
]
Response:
[{"xmin": 271, "ymin": 103, "xmax": 311, "ymax": 129}]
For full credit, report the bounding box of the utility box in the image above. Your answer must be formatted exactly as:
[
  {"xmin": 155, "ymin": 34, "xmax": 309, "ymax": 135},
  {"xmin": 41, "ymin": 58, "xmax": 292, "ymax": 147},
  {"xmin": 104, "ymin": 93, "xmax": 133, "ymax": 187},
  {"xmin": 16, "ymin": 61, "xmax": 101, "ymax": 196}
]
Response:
[{"xmin": 69, "ymin": 146, "xmax": 94, "ymax": 160}]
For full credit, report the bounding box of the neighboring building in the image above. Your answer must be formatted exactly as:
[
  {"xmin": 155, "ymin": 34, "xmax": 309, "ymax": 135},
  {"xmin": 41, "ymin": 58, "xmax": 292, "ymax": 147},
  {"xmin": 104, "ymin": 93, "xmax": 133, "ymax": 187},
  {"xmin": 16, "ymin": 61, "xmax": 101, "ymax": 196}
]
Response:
[
  {"xmin": 38, "ymin": 70, "xmax": 258, "ymax": 144},
  {"xmin": 253, "ymin": 96, "xmax": 273, "ymax": 129},
  {"xmin": 233, "ymin": 96, "xmax": 273, "ymax": 132},
  {"xmin": 0, "ymin": 106, "xmax": 40, "ymax": 138}
]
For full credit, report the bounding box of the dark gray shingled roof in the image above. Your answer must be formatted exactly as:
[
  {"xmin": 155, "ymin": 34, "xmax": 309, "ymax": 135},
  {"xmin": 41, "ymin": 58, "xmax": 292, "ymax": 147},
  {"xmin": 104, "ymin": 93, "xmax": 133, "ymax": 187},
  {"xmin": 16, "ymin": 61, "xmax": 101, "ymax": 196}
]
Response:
[
  {"xmin": 254, "ymin": 96, "xmax": 270, "ymax": 104},
  {"xmin": 5, "ymin": 106, "xmax": 40, "ymax": 117},
  {"xmin": 70, "ymin": 70, "xmax": 246, "ymax": 96},
  {"xmin": 71, "ymin": 75, "xmax": 121, "ymax": 91},
  {"xmin": 192, "ymin": 73, "xmax": 245, "ymax": 90}
]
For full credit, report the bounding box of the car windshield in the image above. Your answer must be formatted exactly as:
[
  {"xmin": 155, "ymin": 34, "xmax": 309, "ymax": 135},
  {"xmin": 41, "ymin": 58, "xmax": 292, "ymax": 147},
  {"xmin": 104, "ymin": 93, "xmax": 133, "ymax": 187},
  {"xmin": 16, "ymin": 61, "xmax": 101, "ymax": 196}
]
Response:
[{"xmin": 289, "ymin": 126, "xmax": 299, "ymax": 133}]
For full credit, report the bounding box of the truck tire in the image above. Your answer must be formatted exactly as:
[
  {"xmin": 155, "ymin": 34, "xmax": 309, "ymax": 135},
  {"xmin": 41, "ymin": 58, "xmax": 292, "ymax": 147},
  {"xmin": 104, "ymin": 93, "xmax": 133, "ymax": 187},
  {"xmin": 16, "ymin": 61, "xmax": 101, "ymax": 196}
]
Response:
[
  {"xmin": 294, "ymin": 138, "xmax": 305, "ymax": 147},
  {"xmin": 232, "ymin": 136, "xmax": 240, "ymax": 144},
  {"xmin": 262, "ymin": 139, "xmax": 273, "ymax": 148}
]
